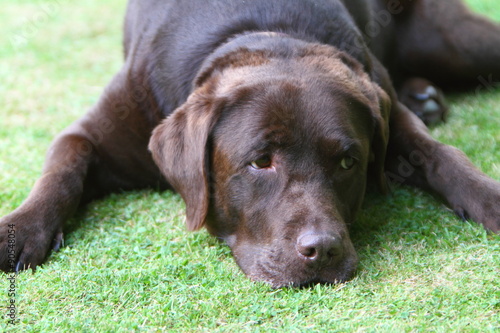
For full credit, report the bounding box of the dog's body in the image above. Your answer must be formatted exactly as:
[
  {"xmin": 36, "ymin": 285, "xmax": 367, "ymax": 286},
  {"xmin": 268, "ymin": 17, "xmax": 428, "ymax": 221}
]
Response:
[{"xmin": 1, "ymin": 0, "xmax": 499, "ymax": 287}]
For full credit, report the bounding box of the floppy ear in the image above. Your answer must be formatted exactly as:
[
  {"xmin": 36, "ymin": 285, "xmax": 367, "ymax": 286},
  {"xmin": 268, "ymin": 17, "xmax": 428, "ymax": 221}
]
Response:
[
  {"xmin": 368, "ymin": 83, "xmax": 391, "ymax": 194},
  {"xmin": 333, "ymin": 50, "xmax": 392, "ymax": 194},
  {"xmin": 149, "ymin": 86, "xmax": 223, "ymax": 231},
  {"xmin": 347, "ymin": 56, "xmax": 391, "ymax": 194}
]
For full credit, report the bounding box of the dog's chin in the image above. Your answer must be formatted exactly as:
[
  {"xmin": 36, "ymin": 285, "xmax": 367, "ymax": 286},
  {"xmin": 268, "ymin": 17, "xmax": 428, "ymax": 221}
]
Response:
[
  {"xmin": 248, "ymin": 266, "xmax": 358, "ymax": 289},
  {"xmin": 233, "ymin": 247, "xmax": 359, "ymax": 289}
]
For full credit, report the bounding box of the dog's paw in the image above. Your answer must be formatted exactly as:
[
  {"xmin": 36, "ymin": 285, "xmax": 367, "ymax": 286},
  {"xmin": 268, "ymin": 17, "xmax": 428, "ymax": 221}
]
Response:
[
  {"xmin": 450, "ymin": 179, "xmax": 500, "ymax": 233},
  {"xmin": 398, "ymin": 78, "xmax": 448, "ymax": 126},
  {"xmin": 0, "ymin": 210, "xmax": 63, "ymax": 273}
]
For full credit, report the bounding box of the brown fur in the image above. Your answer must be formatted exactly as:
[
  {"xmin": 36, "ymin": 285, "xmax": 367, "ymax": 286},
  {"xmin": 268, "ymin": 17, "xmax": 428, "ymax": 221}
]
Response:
[{"xmin": 1, "ymin": 0, "xmax": 499, "ymax": 287}]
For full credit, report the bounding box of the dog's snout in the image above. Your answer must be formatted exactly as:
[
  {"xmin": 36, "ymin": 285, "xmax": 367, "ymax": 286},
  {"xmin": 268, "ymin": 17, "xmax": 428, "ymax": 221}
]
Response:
[{"xmin": 296, "ymin": 232, "xmax": 343, "ymax": 264}]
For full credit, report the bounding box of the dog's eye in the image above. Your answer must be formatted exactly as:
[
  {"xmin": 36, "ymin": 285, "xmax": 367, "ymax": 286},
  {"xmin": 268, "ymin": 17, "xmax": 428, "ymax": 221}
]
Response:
[
  {"xmin": 340, "ymin": 156, "xmax": 356, "ymax": 170},
  {"xmin": 250, "ymin": 156, "xmax": 272, "ymax": 169}
]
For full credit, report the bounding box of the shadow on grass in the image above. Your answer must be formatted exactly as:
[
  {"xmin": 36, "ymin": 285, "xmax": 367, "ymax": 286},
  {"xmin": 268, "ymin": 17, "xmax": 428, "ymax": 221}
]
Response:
[{"xmin": 351, "ymin": 182, "xmax": 463, "ymax": 255}]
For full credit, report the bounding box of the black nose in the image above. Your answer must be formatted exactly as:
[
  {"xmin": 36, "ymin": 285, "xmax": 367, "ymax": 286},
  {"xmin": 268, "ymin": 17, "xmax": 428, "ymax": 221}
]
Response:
[{"xmin": 296, "ymin": 232, "xmax": 343, "ymax": 264}]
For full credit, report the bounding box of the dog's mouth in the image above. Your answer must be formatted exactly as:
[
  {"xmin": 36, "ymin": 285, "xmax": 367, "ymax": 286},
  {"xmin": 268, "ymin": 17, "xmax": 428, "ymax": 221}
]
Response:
[
  {"xmin": 231, "ymin": 241, "xmax": 359, "ymax": 289},
  {"xmin": 249, "ymin": 263, "xmax": 358, "ymax": 289}
]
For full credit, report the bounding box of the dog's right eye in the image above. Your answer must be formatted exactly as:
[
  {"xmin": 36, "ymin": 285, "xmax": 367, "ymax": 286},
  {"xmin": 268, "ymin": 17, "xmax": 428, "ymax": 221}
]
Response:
[{"xmin": 250, "ymin": 156, "xmax": 273, "ymax": 170}]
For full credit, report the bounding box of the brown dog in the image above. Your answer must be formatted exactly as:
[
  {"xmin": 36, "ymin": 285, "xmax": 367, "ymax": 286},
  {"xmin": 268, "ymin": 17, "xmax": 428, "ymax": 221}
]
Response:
[{"xmin": 1, "ymin": 0, "xmax": 499, "ymax": 287}]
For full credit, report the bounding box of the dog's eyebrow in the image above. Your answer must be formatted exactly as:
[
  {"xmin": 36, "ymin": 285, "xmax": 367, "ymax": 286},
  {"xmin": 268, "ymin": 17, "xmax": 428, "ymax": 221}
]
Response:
[
  {"xmin": 342, "ymin": 141, "xmax": 364, "ymax": 158},
  {"xmin": 319, "ymin": 136, "xmax": 364, "ymax": 156}
]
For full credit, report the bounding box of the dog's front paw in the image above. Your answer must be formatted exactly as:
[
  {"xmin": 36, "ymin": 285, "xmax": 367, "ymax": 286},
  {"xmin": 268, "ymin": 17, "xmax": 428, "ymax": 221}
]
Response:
[
  {"xmin": 450, "ymin": 179, "xmax": 500, "ymax": 233},
  {"xmin": 399, "ymin": 78, "xmax": 448, "ymax": 126},
  {"xmin": 0, "ymin": 209, "xmax": 63, "ymax": 272}
]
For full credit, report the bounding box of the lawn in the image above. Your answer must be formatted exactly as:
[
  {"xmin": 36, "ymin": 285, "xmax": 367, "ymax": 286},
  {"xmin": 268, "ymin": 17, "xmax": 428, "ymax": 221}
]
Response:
[{"xmin": 0, "ymin": 0, "xmax": 499, "ymax": 332}]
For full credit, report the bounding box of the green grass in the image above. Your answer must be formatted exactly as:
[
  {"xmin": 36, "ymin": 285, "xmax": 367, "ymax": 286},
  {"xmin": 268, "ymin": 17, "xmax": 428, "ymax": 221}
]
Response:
[{"xmin": 1, "ymin": 0, "xmax": 499, "ymax": 332}]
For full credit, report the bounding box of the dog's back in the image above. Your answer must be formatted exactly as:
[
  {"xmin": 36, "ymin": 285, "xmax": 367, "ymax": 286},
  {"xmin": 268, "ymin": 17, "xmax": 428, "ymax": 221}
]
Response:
[{"xmin": 124, "ymin": 0, "xmax": 370, "ymax": 117}]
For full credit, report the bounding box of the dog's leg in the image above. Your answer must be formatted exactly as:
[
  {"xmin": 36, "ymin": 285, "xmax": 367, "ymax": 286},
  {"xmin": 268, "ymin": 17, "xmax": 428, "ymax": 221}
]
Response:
[
  {"xmin": 0, "ymin": 70, "xmax": 163, "ymax": 272},
  {"xmin": 385, "ymin": 103, "xmax": 500, "ymax": 232},
  {"xmin": 0, "ymin": 131, "xmax": 94, "ymax": 272},
  {"xmin": 393, "ymin": 0, "xmax": 500, "ymax": 87}
]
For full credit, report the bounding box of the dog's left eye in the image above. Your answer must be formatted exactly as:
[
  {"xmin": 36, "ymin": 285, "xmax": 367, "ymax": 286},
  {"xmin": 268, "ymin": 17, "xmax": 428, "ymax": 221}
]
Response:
[
  {"xmin": 250, "ymin": 156, "xmax": 273, "ymax": 169},
  {"xmin": 340, "ymin": 156, "xmax": 356, "ymax": 170}
]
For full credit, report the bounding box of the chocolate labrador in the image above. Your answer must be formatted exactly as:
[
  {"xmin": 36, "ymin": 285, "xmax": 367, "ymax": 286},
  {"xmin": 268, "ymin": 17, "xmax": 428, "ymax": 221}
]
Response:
[{"xmin": 1, "ymin": 0, "xmax": 499, "ymax": 287}]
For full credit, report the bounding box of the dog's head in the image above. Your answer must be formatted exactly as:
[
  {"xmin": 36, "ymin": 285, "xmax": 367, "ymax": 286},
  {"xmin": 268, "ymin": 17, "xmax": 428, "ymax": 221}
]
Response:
[{"xmin": 149, "ymin": 41, "xmax": 390, "ymax": 287}]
